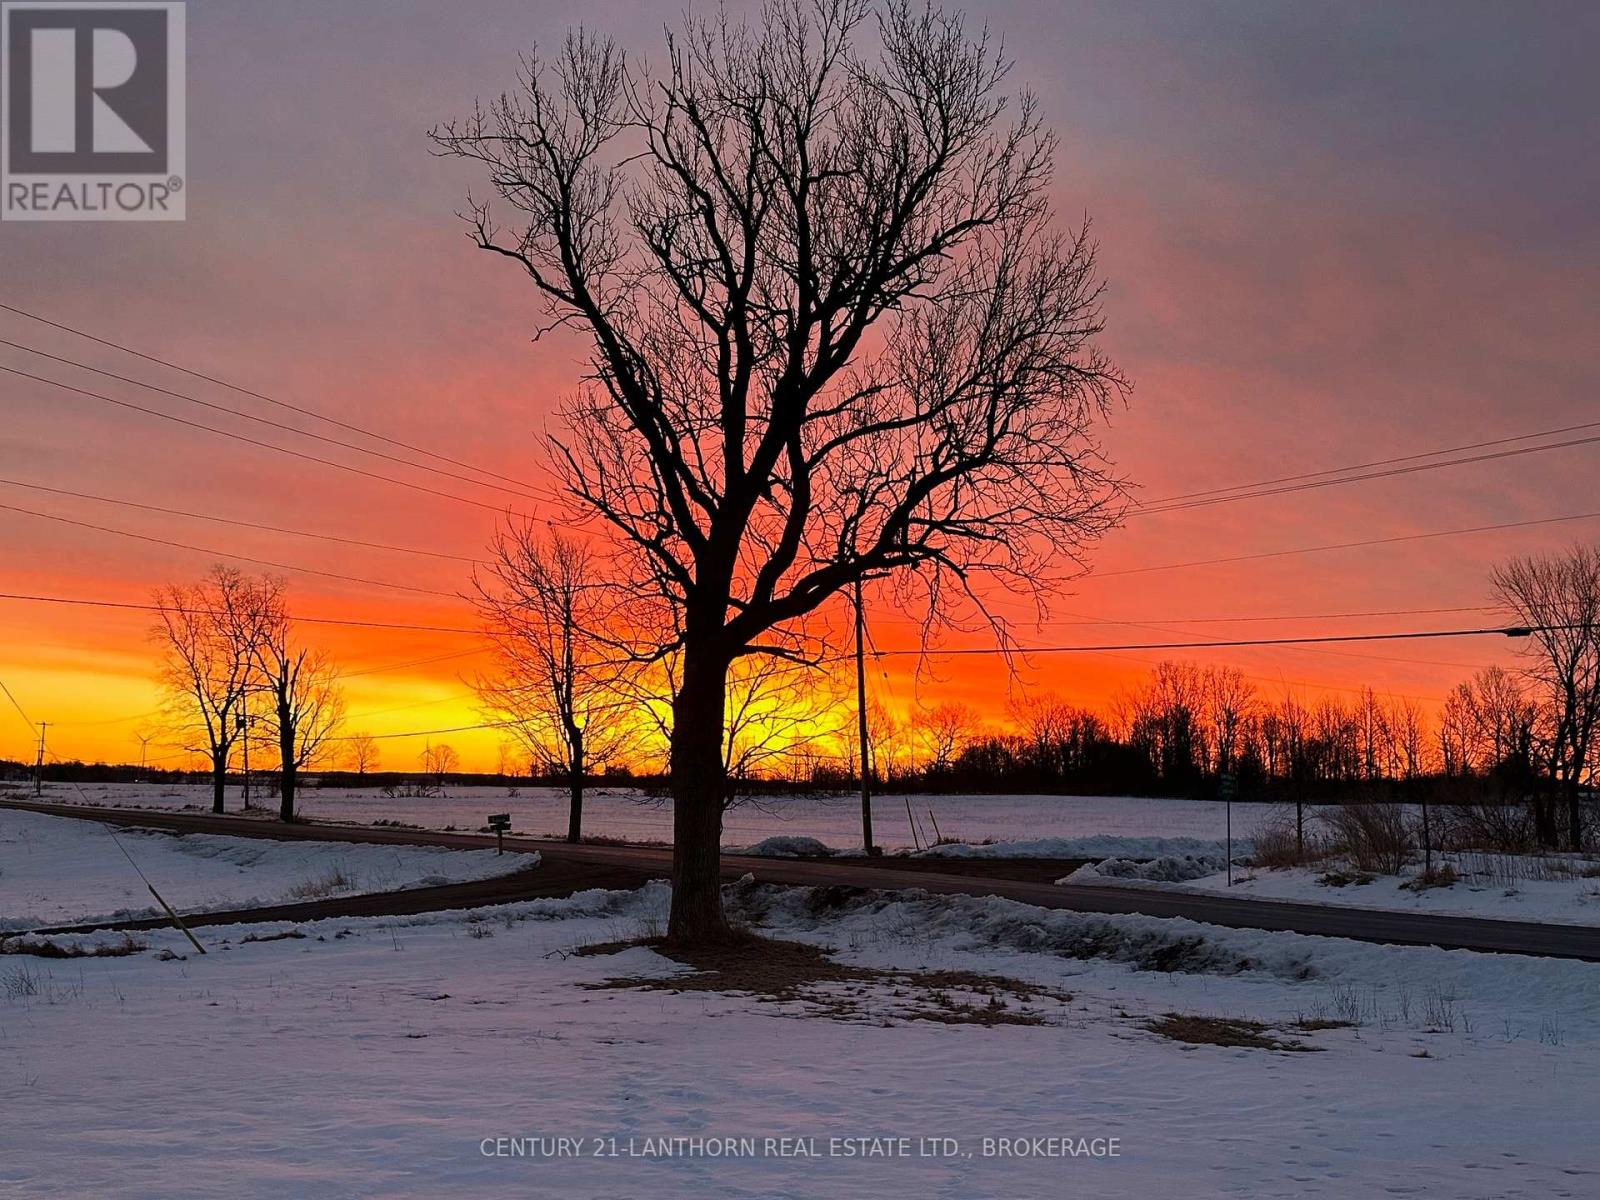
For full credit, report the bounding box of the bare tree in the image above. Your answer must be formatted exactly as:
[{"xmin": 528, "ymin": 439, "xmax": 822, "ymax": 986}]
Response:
[
  {"xmin": 420, "ymin": 743, "xmax": 460, "ymax": 787},
  {"xmin": 1355, "ymin": 687, "xmax": 1393, "ymax": 782},
  {"xmin": 1119, "ymin": 661, "xmax": 1205, "ymax": 788},
  {"xmin": 1493, "ymin": 546, "xmax": 1600, "ymax": 849},
  {"xmin": 1273, "ymin": 691, "xmax": 1312, "ymax": 859},
  {"xmin": 722, "ymin": 655, "xmax": 841, "ymax": 800},
  {"xmin": 637, "ymin": 647, "xmax": 839, "ymax": 804},
  {"xmin": 254, "ymin": 595, "xmax": 346, "ymax": 822},
  {"xmin": 473, "ymin": 526, "xmax": 641, "ymax": 843},
  {"xmin": 1204, "ymin": 666, "xmax": 1256, "ymax": 778},
  {"xmin": 495, "ymin": 740, "xmax": 520, "ymax": 779},
  {"xmin": 1464, "ymin": 665, "xmax": 1539, "ymax": 779},
  {"xmin": 345, "ymin": 732, "xmax": 379, "ymax": 777},
  {"xmin": 434, "ymin": 0, "xmax": 1127, "ymax": 942},
  {"xmin": 843, "ymin": 693, "xmax": 907, "ymax": 785},
  {"xmin": 1437, "ymin": 682, "xmax": 1478, "ymax": 778},
  {"xmin": 151, "ymin": 566, "xmax": 278, "ymax": 814},
  {"xmin": 913, "ymin": 701, "xmax": 981, "ymax": 772},
  {"xmin": 1009, "ymin": 691, "xmax": 1079, "ymax": 778}
]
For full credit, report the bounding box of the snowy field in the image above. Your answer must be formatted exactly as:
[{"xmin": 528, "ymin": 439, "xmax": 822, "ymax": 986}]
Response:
[
  {"xmin": 1068, "ymin": 850, "xmax": 1600, "ymax": 927},
  {"xmin": 0, "ymin": 810, "xmax": 538, "ymax": 931},
  {"xmin": 3, "ymin": 879, "xmax": 1598, "ymax": 1198},
  {"xmin": 18, "ymin": 781, "xmax": 1274, "ymax": 855}
]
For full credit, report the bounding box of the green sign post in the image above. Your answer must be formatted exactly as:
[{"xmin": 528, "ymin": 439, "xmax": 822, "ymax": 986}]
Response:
[
  {"xmin": 1219, "ymin": 774, "xmax": 1237, "ymax": 886},
  {"xmin": 487, "ymin": 812, "xmax": 511, "ymax": 855}
]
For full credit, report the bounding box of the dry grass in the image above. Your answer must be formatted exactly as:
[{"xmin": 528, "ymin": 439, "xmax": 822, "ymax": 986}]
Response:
[
  {"xmin": 1144, "ymin": 1013, "xmax": 1321, "ymax": 1052},
  {"xmin": 286, "ymin": 866, "xmax": 354, "ymax": 900},
  {"xmin": 0, "ymin": 934, "xmax": 145, "ymax": 959},
  {"xmin": 1400, "ymin": 863, "xmax": 1460, "ymax": 892},
  {"xmin": 1288, "ymin": 1016, "xmax": 1356, "ymax": 1032},
  {"xmin": 1251, "ymin": 821, "xmax": 1312, "ymax": 869},
  {"xmin": 581, "ymin": 932, "xmax": 1069, "ymax": 1027},
  {"xmin": 1316, "ymin": 868, "xmax": 1376, "ymax": 888}
]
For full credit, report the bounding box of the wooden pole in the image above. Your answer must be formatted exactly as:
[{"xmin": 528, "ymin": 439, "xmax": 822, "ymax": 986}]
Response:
[
  {"xmin": 146, "ymin": 884, "xmax": 206, "ymax": 956},
  {"xmin": 854, "ymin": 579, "xmax": 876, "ymax": 855},
  {"xmin": 33, "ymin": 722, "xmax": 48, "ymax": 796}
]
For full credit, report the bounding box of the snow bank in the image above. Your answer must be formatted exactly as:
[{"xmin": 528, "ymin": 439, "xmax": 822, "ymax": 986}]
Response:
[
  {"xmin": 0, "ymin": 811, "xmax": 539, "ymax": 931},
  {"xmin": 913, "ymin": 834, "xmax": 1225, "ymax": 860},
  {"xmin": 1062, "ymin": 852, "xmax": 1226, "ymax": 884},
  {"xmin": 734, "ymin": 835, "xmax": 833, "ymax": 857},
  {"xmin": 725, "ymin": 878, "xmax": 1600, "ymax": 1039},
  {"xmin": 1179, "ymin": 856, "xmax": 1600, "ymax": 926}
]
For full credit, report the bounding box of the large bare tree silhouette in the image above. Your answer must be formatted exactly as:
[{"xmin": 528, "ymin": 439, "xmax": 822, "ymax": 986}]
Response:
[{"xmin": 435, "ymin": 0, "xmax": 1128, "ymax": 943}]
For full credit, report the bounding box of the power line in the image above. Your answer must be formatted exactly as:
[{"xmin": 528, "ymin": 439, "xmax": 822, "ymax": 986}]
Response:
[
  {"xmin": 0, "ymin": 364, "xmax": 555, "ymax": 519},
  {"xmin": 1140, "ymin": 417, "xmax": 1600, "ymax": 511},
  {"xmin": 0, "ymin": 300, "xmax": 547, "ymax": 497},
  {"xmin": 51, "ymin": 706, "xmax": 163, "ymax": 729},
  {"xmin": 0, "ymin": 478, "xmax": 489, "ymax": 565},
  {"xmin": 1135, "ymin": 432, "xmax": 1600, "ymax": 517},
  {"xmin": 0, "ymin": 673, "xmax": 36, "ymax": 732},
  {"xmin": 854, "ymin": 602, "xmax": 1460, "ymax": 701},
  {"xmin": 0, "ymin": 664, "xmax": 208, "ymax": 952},
  {"xmin": 868, "ymin": 603, "xmax": 1497, "ymax": 630},
  {"xmin": 0, "ymin": 336, "xmax": 559, "ymax": 506},
  {"xmin": 865, "ymin": 624, "xmax": 1540, "ymax": 658},
  {"xmin": 0, "ymin": 500, "xmax": 465, "ymax": 599},
  {"xmin": 0, "ymin": 590, "xmax": 482, "ymax": 634},
  {"xmin": 49, "ymin": 652, "xmax": 488, "ymax": 736},
  {"xmin": 332, "ymin": 719, "xmax": 515, "ymax": 742},
  {"xmin": 1047, "ymin": 609, "xmax": 1495, "ymax": 671},
  {"xmin": 1091, "ymin": 509, "xmax": 1600, "ymax": 579},
  {"xmin": 342, "ymin": 647, "xmax": 489, "ymax": 678}
]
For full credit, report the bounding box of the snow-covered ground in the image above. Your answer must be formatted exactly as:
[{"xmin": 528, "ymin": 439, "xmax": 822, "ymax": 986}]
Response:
[
  {"xmin": 17, "ymin": 780, "xmax": 1275, "ymax": 853},
  {"xmin": 1067, "ymin": 850, "xmax": 1600, "ymax": 927},
  {"xmin": 3, "ymin": 880, "xmax": 1597, "ymax": 1198},
  {"xmin": 0, "ymin": 810, "xmax": 538, "ymax": 931}
]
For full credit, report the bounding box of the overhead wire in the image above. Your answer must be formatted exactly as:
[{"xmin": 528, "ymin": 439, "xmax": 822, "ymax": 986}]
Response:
[{"xmin": 0, "ymin": 300, "xmax": 547, "ymax": 496}]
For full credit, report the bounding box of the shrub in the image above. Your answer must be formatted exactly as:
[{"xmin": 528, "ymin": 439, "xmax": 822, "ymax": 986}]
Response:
[
  {"xmin": 1250, "ymin": 821, "xmax": 1302, "ymax": 869},
  {"xmin": 1437, "ymin": 802, "xmax": 1536, "ymax": 855},
  {"xmin": 1322, "ymin": 802, "xmax": 1411, "ymax": 875}
]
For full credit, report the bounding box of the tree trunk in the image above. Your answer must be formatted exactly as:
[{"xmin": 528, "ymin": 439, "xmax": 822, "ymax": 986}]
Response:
[
  {"xmin": 211, "ymin": 755, "xmax": 226, "ymax": 815},
  {"xmin": 278, "ymin": 699, "xmax": 296, "ymax": 823},
  {"xmin": 667, "ymin": 646, "xmax": 731, "ymax": 945},
  {"xmin": 566, "ymin": 731, "xmax": 584, "ymax": 845},
  {"xmin": 1534, "ymin": 784, "xmax": 1558, "ymax": 848},
  {"xmin": 1567, "ymin": 780, "xmax": 1584, "ymax": 852}
]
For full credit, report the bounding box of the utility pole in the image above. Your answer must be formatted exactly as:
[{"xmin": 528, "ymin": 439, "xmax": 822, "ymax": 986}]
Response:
[
  {"xmin": 854, "ymin": 578, "xmax": 876, "ymax": 855},
  {"xmin": 239, "ymin": 711, "xmax": 251, "ymax": 809},
  {"xmin": 33, "ymin": 721, "xmax": 49, "ymax": 796}
]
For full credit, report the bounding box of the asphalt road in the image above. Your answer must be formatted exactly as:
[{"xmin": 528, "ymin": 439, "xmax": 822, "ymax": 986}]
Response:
[{"xmin": 6, "ymin": 797, "xmax": 1599, "ymax": 960}]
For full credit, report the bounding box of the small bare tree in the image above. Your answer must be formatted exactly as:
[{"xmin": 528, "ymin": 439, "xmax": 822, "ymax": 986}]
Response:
[
  {"xmin": 435, "ymin": 0, "xmax": 1128, "ymax": 941},
  {"xmin": 914, "ymin": 701, "xmax": 981, "ymax": 772},
  {"xmin": 345, "ymin": 732, "xmax": 379, "ymax": 777},
  {"xmin": 1204, "ymin": 665, "xmax": 1256, "ymax": 778},
  {"xmin": 1493, "ymin": 545, "xmax": 1600, "ymax": 849},
  {"xmin": 722, "ymin": 655, "xmax": 841, "ymax": 800},
  {"xmin": 420, "ymin": 742, "xmax": 460, "ymax": 788},
  {"xmin": 473, "ymin": 526, "xmax": 640, "ymax": 843},
  {"xmin": 253, "ymin": 594, "xmax": 346, "ymax": 822},
  {"xmin": 151, "ymin": 565, "xmax": 279, "ymax": 814}
]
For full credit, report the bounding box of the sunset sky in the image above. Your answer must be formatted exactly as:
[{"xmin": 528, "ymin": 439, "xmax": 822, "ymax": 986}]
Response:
[{"xmin": 3, "ymin": 0, "xmax": 1598, "ymax": 771}]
